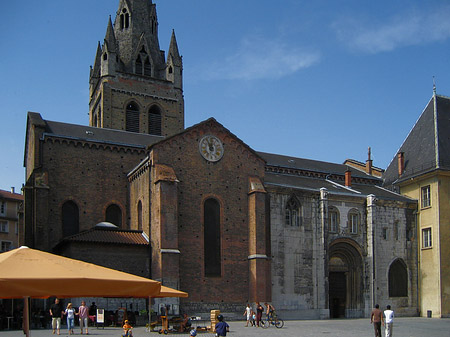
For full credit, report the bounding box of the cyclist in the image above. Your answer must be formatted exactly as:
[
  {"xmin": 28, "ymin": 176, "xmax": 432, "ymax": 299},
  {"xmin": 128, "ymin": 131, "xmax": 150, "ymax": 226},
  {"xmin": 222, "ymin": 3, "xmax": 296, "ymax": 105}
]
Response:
[{"xmin": 264, "ymin": 302, "xmax": 276, "ymax": 321}]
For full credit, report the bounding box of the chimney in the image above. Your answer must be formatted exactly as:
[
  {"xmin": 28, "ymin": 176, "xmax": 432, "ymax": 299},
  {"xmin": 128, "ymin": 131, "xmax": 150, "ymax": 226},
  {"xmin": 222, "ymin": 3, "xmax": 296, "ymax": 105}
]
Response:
[
  {"xmin": 345, "ymin": 169, "xmax": 352, "ymax": 187},
  {"xmin": 10, "ymin": 187, "xmax": 15, "ymax": 194},
  {"xmin": 398, "ymin": 152, "xmax": 404, "ymax": 176},
  {"xmin": 365, "ymin": 146, "xmax": 373, "ymax": 175}
]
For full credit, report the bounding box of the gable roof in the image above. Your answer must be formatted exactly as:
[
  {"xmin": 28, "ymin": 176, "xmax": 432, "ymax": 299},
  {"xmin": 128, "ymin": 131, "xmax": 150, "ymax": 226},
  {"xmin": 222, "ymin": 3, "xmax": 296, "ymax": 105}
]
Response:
[
  {"xmin": 26, "ymin": 111, "xmax": 163, "ymax": 149},
  {"xmin": 383, "ymin": 94, "xmax": 450, "ymax": 186}
]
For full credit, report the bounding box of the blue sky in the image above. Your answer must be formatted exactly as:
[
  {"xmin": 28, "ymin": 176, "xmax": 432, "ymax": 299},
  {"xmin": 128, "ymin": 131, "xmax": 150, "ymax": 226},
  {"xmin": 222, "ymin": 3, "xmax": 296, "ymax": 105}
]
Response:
[{"xmin": 2, "ymin": 0, "xmax": 450, "ymax": 192}]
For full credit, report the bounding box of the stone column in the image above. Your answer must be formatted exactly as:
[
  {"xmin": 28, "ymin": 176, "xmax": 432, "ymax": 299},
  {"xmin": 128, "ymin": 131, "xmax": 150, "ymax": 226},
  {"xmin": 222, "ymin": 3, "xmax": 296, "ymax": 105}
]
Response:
[
  {"xmin": 151, "ymin": 164, "xmax": 181, "ymax": 314},
  {"xmin": 366, "ymin": 194, "xmax": 376, "ymax": 315},
  {"xmin": 316, "ymin": 187, "xmax": 329, "ymax": 318},
  {"xmin": 247, "ymin": 177, "xmax": 270, "ymax": 302}
]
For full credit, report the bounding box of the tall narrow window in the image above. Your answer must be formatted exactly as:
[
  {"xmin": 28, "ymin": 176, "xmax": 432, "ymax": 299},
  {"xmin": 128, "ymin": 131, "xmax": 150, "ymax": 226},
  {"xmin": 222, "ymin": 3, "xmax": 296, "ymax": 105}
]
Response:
[
  {"xmin": 421, "ymin": 185, "xmax": 431, "ymax": 208},
  {"xmin": 135, "ymin": 56, "xmax": 143, "ymax": 75},
  {"xmin": 0, "ymin": 201, "xmax": 5, "ymax": 215},
  {"xmin": 389, "ymin": 259, "xmax": 408, "ymax": 297},
  {"xmin": 285, "ymin": 196, "xmax": 301, "ymax": 226},
  {"xmin": 422, "ymin": 228, "xmax": 432, "ymax": 248},
  {"xmin": 126, "ymin": 102, "xmax": 140, "ymax": 133},
  {"xmin": 120, "ymin": 8, "xmax": 129, "ymax": 30},
  {"xmin": 148, "ymin": 105, "xmax": 162, "ymax": 136},
  {"xmin": 62, "ymin": 201, "xmax": 79, "ymax": 237},
  {"xmin": 0, "ymin": 221, "xmax": 8, "ymax": 233},
  {"xmin": 349, "ymin": 210, "xmax": 359, "ymax": 234},
  {"xmin": 137, "ymin": 201, "xmax": 143, "ymax": 231},
  {"xmin": 106, "ymin": 204, "xmax": 122, "ymax": 228},
  {"xmin": 144, "ymin": 57, "xmax": 151, "ymax": 76},
  {"xmin": 329, "ymin": 207, "xmax": 339, "ymax": 232},
  {"xmin": 204, "ymin": 198, "xmax": 221, "ymax": 277}
]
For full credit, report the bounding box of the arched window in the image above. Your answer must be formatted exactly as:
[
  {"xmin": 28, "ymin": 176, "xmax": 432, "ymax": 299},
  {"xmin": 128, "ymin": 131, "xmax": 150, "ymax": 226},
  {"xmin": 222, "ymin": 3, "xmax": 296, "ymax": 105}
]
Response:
[
  {"xmin": 204, "ymin": 198, "xmax": 221, "ymax": 277},
  {"xmin": 120, "ymin": 8, "xmax": 129, "ymax": 30},
  {"xmin": 389, "ymin": 259, "xmax": 408, "ymax": 297},
  {"xmin": 285, "ymin": 196, "xmax": 301, "ymax": 226},
  {"xmin": 148, "ymin": 105, "xmax": 162, "ymax": 136},
  {"xmin": 62, "ymin": 201, "xmax": 79, "ymax": 237},
  {"xmin": 126, "ymin": 102, "xmax": 140, "ymax": 133},
  {"xmin": 348, "ymin": 209, "xmax": 360, "ymax": 234},
  {"xmin": 329, "ymin": 207, "xmax": 339, "ymax": 233},
  {"xmin": 106, "ymin": 204, "xmax": 122, "ymax": 227},
  {"xmin": 137, "ymin": 200, "xmax": 143, "ymax": 231}
]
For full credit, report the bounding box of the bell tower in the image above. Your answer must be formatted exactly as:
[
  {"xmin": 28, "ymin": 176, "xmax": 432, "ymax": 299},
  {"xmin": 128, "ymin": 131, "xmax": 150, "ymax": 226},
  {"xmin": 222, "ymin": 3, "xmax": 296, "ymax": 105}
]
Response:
[{"xmin": 89, "ymin": 0, "xmax": 184, "ymax": 137}]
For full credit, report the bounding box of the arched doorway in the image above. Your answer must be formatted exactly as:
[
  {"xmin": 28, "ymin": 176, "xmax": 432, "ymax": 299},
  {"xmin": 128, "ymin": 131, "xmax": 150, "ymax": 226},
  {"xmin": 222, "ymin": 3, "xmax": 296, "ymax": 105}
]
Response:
[{"xmin": 328, "ymin": 239, "xmax": 364, "ymax": 318}]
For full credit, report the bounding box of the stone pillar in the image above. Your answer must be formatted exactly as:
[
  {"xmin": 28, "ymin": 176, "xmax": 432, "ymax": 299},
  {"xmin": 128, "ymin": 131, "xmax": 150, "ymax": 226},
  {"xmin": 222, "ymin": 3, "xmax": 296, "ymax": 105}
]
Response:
[
  {"xmin": 366, "ymin": 194, "xmax": 376, "ymax": 315},
  {"xmin": 151, "ymin": 164, "xmax": 181, "ymax": 314},
  {"xmin": 247, "ymin": 177, "xmax": 270, "ymax": 302},
  {"xmin": 316, "ymin": 188, "xmax": 329, "ymax": 318}
]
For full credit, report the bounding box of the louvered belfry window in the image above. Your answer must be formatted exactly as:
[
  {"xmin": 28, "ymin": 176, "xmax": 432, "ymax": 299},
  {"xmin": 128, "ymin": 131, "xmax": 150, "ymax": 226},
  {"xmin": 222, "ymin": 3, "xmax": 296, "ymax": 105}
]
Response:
[
  {"xmin": 126, "ymin": 102, "xmax": 140, "ymax": 133},
  {"xmin": 149, "ymin": 105, "xmax": 162, "ymax": 136}
]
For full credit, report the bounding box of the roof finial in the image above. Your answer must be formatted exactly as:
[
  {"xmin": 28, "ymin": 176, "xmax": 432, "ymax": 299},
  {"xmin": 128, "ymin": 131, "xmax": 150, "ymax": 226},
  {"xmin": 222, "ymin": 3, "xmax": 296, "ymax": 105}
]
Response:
[{"xmin": 433, "ymin": 76, "xmax": 437, "ymax": 95}]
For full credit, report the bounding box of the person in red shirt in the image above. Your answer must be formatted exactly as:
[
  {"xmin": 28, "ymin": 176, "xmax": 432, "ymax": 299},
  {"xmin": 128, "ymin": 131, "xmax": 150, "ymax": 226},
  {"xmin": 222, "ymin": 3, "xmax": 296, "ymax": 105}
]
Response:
[{"xmin": 370, "ymin": 304, "xmax": 384, "ymax": 337}]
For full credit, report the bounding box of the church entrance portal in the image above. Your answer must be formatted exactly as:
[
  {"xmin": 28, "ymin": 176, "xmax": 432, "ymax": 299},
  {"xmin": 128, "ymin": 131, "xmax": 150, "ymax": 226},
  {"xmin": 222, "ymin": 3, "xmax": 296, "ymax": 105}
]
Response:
[{"xmin": 328, "ymin": 239, "xmax": 364, "ymax": 318}]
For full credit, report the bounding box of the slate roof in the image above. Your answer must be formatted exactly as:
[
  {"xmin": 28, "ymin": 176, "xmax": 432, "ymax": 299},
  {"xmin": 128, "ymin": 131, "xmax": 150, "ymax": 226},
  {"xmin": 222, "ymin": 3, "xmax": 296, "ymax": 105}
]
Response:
[
  {"xmin": 60, "ymin": 226, "xmax": 149, "ymax": 246},
  {"xmin": 259, "ymin": 152, "xmax": 413, "ymax": 202},
  {"xmin": 383, "ymin": 94, "xmax": 450, "ymax": 186},
  {"xmin": 28, "ymin": 112, "xmax": 163, "ymax": 149},
  {"xmin": 258, "ymin": 151, "xmax": 380, "ymax": 180}
]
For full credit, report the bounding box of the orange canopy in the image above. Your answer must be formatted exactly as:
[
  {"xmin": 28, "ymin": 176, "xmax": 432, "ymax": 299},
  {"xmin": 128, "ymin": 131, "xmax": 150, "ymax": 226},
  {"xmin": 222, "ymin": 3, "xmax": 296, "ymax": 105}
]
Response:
[
  {"xmin": 155, "ymin": 285, "xmax": 188, "ymax": 298},
  {"xmin": 0, "ymin": 246, "xmax": 161, "ymax": 299}
]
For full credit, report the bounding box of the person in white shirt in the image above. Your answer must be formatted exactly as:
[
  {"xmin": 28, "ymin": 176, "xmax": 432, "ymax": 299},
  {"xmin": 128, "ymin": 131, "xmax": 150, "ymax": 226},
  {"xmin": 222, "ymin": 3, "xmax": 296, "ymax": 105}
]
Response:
[{"xmin": 384, "ymin": 305, "xmax": 394, "ymax": 337}]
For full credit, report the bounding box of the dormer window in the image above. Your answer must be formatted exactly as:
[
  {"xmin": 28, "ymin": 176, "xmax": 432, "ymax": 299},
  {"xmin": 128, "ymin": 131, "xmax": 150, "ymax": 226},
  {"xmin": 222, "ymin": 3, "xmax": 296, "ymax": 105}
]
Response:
[
  {"xmin": 120, "ymin": 8, "xmax": 130, "ymax": 30},
  {"xmin": 103, "ymin": 53, "xmax": 107, "ymax": 61}
]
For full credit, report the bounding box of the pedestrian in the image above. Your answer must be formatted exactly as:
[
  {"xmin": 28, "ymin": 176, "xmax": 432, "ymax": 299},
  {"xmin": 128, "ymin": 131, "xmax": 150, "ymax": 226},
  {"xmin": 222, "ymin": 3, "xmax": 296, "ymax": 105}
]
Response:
[
  {"xmin": 122, "ymin": 319, "xmax": 133, "ymax": 337},
  {"xmin": 78, "ymin": 301, "xmax": 89, "ymax": 335},
  {"xmin": 65, "ymin": 303, "xmax": 76, "ymax": 335},
  {"xmin": 243, "ymin": 303, "xmax": 252, "ymax": 327},
  {"xmin": 215, "ymin": 314, "xmax": 229, "ymax": 337},
  {"xmin": 256, "ymin": 302, "xmax": 264, "ymax": 327},
  {"xmin": 384, "ymin": 305, "xmax": 394, "ymax": 337},
  {"xmin": 370, "ymin": 304, "xmax": 383, "ymax": 337},
  {"xmin": 49, "ymin": 298, "xmax": 63, "ymax": 335}
]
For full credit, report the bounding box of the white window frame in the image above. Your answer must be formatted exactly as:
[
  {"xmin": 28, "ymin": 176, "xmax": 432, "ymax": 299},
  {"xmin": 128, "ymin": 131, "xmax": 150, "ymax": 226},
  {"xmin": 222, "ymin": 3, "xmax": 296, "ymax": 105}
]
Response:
[
  {"xmin": 349, "ymin": 212, "xmax": 359, "ymax": 234},
  {"xmin": 421, "ymin": 185, "xmax": 431, "ymax": 208},
  {"xmin": 422, "ymin": 227, "xmax": 432, "ymax": 248},
  {"xmin": 0, "ymin": 240, "xmax": 12, "ymax": 252},
  {"xmin": 0, "ymin": 220, "xmax": 8, "ymax": 233},
  {"xmin": 329, "ymin": 209, "xmax": 338, "ymax": 232}
]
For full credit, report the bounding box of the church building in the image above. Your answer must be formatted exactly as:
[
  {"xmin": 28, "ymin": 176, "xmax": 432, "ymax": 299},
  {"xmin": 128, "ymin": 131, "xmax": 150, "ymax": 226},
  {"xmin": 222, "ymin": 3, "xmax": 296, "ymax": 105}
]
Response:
[{"xmin": 23, "ymin": 0, "xmax": 418, "ymax": 319}]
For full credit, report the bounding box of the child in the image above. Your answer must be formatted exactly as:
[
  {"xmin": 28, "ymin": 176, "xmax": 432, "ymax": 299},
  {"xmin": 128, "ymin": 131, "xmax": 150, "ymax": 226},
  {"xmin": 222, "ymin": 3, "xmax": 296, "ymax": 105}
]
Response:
[
  {"xmin": 214, "ymin": 314, "xmax": 229, "ymax": 337},
  {"xmin": 122, "ymin": 320, "xmax": 133, "ymax": 337},
  {"xmin": 251, "ymin": 312, "xmax": 256, "ymax": 327}
]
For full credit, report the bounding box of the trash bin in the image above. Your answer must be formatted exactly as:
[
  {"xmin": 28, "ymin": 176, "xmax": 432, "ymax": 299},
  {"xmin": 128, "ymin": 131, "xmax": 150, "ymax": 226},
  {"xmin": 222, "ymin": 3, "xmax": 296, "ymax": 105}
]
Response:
[{"xmin": 427, "ymin": 310, "xmax": 432, "ymax": 318}]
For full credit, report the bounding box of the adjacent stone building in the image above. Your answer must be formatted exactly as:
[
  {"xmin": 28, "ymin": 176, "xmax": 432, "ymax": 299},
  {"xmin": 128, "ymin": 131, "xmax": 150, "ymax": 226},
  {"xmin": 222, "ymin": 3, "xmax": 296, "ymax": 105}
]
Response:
[{"xmin": 23, "ymin": 0, "xmax": 419, "ymax": 319}]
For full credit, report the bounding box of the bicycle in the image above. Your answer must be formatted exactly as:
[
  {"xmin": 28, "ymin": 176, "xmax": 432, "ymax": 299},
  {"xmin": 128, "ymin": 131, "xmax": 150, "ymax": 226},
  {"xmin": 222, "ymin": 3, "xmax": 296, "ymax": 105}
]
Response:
[{"xmin": 260, "ymin": 312, "xmax": 284, "ymax": 329}]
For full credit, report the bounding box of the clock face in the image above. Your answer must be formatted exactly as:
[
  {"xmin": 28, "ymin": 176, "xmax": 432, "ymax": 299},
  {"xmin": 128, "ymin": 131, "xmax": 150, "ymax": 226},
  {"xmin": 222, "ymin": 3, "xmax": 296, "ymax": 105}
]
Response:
[{"xmin": 199, "ymin": 135, "xmax": 224, "ymax": 162}]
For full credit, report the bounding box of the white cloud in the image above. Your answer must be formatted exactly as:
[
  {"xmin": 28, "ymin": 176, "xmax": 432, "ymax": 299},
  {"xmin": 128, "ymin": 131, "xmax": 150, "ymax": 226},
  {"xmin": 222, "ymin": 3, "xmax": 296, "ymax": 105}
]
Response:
[
  {"xmin": 202, "ymin": 35, "xmax": 321, "ymax": 81},
  {"xmin": 333, "ymin": 6, "xmax": 450, "ymax": 53}
]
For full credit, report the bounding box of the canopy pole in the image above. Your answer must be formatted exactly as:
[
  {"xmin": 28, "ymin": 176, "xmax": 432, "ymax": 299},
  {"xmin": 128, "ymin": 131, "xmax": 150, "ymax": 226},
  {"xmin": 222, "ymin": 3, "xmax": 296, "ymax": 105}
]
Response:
[
  {"xmin": 148, "ymin": 297, "xmax": 151, "ymax": 330},
  {"xmin": 23, "ymin": 296, "xmax": 30, "ymax": 337}
]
